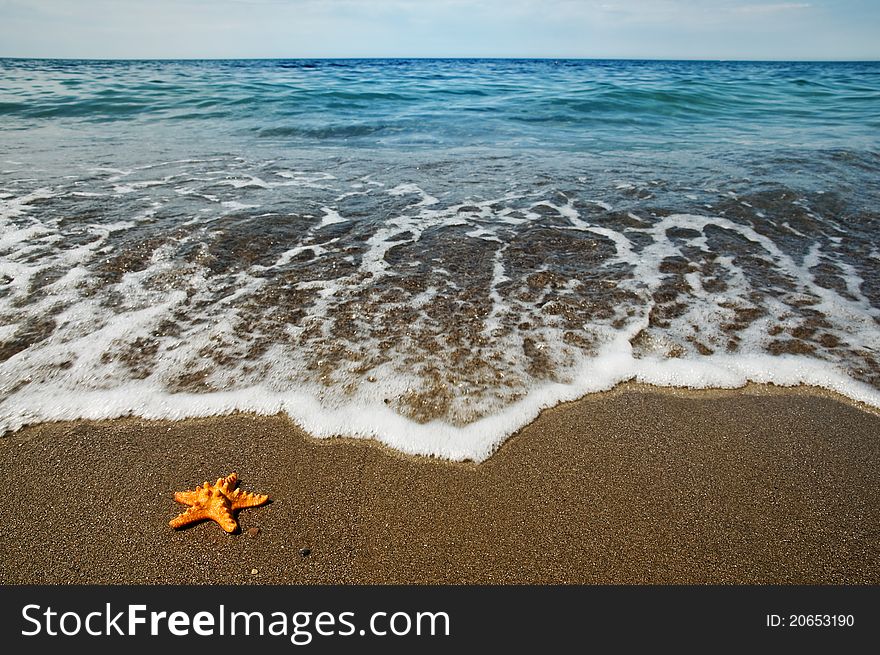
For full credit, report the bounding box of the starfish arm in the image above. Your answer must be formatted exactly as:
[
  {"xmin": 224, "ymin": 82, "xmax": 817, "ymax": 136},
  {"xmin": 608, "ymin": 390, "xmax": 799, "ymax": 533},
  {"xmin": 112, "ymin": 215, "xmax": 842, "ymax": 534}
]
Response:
[
  {"xmin": 169, "ymin": 507, "xmax": 210, "ymax": 529},
  {"xmin": 174, "ymin": 490, "xmax": 200, "ymax": 505},
  {"xmin": 230, "ymin": 489, "xmax": 270, "ymax": 510},
  {"xmin": 210, "ymin": 503, "xmax": 239, "ymax": 533},
  {"xmin": 218, "ymin": 473, "xmax": 238, "ymax": 494}
]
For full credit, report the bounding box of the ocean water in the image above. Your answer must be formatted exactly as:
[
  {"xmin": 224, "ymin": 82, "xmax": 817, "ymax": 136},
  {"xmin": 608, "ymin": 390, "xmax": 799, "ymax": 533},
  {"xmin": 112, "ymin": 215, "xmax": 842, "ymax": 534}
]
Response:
[{"xmin": 1, "ymin": 58, "xmax": 879, "ymax": 460}]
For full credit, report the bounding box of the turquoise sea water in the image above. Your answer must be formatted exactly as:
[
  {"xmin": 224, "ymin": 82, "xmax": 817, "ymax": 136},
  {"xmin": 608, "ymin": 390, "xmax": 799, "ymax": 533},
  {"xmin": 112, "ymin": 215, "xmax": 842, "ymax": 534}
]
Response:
[
  {"xmin": 1, "ymin": 59, "xmax": 879, "ymax": 459},
  {"xmin": 3, "ymin": 59, "xmax": 879, "ymax": 150}
]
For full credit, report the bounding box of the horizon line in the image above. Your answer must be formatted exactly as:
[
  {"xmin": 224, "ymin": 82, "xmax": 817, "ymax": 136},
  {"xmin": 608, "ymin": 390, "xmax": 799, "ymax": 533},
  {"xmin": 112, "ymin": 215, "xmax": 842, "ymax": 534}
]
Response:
[{"xmin": 1, "ymin": 55, "xmax": 879, "ymax": 63}]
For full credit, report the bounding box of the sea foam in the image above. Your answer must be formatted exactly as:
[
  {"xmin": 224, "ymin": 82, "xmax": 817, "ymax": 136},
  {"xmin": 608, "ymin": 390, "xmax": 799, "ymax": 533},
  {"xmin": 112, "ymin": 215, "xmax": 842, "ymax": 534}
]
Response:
[{"xmin": 2, "ymin": 166, "xmax": 879, "ymax": 461}]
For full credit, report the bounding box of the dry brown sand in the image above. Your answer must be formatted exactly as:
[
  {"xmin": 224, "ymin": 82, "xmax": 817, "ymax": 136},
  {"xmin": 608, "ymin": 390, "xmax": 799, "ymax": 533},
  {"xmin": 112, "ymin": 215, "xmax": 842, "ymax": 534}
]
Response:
[{"xmin": 1, "ymin": 385, "xmax": 878, "ymax": 584}]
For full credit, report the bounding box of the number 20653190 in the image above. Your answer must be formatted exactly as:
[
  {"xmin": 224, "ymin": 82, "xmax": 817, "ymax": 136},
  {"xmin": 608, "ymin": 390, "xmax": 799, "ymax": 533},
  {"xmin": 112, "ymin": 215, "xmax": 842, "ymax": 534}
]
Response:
[{"xmin": 766, "ymin": 614, "xmax": 854, "ymax": 628}]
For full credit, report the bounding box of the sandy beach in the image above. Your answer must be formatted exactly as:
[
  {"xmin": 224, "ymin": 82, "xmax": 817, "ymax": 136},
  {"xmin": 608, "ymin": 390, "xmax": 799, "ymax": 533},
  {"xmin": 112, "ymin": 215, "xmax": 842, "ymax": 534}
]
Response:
[{"xmin": 1, "ymin": 384, "xmax": 878, "ymax": 585}]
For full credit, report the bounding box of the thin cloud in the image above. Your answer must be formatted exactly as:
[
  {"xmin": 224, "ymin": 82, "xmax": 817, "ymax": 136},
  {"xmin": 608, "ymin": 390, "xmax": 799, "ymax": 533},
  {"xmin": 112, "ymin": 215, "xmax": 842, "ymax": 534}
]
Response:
[{"xmin": 730, "ymin": 3, "xmax": 811, "ymax": 14}]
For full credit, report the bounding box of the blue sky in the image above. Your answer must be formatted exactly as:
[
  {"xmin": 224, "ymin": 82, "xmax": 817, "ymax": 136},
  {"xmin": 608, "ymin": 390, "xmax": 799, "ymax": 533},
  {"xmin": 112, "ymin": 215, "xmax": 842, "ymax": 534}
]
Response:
[{"xmin": 0, "ymin": 0, "xmax": 877, "ymax": 60}]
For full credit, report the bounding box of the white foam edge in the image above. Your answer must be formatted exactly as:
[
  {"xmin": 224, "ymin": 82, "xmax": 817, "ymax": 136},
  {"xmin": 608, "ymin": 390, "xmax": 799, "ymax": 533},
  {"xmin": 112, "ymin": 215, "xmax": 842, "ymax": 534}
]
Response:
[{"xmin": 4, "ymin": 335, "xmax": 878, "ymax": 463}]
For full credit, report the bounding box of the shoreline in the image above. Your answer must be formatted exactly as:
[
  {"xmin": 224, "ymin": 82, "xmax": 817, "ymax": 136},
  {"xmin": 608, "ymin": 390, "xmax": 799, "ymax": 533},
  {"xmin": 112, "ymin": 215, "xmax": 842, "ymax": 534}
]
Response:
[{"xmin": 1, "ymin": 383, "xmax": 878, "ymax": 584}]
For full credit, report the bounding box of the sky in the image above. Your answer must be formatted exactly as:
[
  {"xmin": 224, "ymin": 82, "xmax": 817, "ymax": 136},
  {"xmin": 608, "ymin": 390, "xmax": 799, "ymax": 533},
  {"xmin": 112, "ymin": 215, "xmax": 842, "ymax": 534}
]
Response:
[{"xmin": 0, "ymin": 0, "xmax": 877, "ymax": 60}]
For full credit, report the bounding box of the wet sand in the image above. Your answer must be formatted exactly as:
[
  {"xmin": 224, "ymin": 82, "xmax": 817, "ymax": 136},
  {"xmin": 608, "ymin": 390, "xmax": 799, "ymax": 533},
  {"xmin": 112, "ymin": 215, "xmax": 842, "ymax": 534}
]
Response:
[{"xmin": 1, "ymin": 385, "xmax": 878, "ymax": 584}]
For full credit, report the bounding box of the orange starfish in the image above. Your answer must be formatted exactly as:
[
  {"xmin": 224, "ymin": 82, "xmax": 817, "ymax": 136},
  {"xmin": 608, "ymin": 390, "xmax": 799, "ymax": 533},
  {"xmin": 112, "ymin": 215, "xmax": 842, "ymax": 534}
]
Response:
[{"xmin": 169, "ymin": 473, "xmax": 269, "ymax": 533}]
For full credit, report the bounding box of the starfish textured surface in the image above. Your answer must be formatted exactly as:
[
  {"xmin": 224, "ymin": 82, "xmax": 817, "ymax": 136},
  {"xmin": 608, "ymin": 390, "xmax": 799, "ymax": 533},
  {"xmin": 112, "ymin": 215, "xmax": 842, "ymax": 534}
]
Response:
[{"xmin": 169, "ymin": 472, "xmax": 269, "ymax": 533}]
